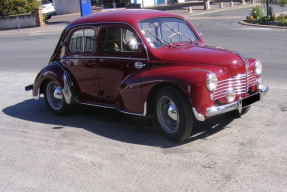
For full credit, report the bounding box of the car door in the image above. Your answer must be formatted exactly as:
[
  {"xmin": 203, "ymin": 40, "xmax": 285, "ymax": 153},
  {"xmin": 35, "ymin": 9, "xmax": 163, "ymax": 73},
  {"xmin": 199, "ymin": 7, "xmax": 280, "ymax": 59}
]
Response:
[
  {"xmin": 97, "ymin": 24, "xmax": 147, "ymax": 107},
  {"xmin": 62, "ymin": 26, "xmax": 101, "ymax": 103}
]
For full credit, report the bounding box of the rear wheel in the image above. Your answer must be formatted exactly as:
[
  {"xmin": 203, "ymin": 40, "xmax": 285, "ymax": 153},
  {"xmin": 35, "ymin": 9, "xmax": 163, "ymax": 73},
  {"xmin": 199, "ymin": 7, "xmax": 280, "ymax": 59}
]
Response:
[
  {"xmin": 44, "ymin": 80, "xmax": 69, "ymax": 115},
  {"xmin": 154, "ymin": 86, "xmax": 194, "ymax": 142}
]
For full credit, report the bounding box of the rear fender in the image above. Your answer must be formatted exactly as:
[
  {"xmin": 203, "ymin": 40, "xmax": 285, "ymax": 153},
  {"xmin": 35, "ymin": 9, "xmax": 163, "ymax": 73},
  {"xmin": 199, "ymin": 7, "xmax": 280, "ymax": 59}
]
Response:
[{"xmin": 33, "ymin": 62, "xmax": 73, "ymax": 104}]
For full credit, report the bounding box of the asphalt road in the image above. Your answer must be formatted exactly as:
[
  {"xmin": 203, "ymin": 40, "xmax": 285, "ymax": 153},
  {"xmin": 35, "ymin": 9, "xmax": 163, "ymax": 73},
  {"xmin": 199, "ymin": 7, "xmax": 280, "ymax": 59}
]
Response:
[{"xmin": 0, "ymin": 7, "xmax": 286, "ymax": 192}]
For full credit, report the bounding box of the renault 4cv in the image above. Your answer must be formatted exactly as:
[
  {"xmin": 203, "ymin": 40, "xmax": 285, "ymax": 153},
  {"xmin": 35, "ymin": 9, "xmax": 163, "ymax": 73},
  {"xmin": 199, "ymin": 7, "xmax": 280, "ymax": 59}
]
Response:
[{"xmin": 25, "ymin": 9, "xmax": 269, "ymax": 142}]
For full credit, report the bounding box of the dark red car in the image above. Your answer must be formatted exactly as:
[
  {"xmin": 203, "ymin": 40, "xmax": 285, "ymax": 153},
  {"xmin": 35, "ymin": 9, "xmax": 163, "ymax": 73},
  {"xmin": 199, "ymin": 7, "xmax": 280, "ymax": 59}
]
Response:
[{"xmin": 26, "ymin": 9, "xmax": 269, "ymax": 142}]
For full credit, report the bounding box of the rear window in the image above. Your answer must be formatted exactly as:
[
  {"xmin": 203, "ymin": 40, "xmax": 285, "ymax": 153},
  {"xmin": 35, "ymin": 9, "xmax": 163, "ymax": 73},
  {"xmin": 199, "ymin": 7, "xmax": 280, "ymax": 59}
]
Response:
[{"xmin": 68, "ymin": 28, "xmax": 96, "ymax": 54}]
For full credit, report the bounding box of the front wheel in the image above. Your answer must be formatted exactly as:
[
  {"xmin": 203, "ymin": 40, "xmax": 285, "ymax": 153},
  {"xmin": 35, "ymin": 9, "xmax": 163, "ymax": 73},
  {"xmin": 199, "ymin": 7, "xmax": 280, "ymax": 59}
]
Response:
[
  {"xmin": 154, "ymin": 87, "xmax": 194, "ymax": 142},
  {"xmin": 44, "ymin": 80, "xmax": 69, "ymax": 115}
]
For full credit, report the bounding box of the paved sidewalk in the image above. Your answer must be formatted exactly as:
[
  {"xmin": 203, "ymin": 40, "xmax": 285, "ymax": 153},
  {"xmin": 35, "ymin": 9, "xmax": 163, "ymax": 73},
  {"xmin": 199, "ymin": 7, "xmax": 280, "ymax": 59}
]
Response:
[{"xmin": 0, "ymin": 1, "xmax": 256, "ymax": 36}]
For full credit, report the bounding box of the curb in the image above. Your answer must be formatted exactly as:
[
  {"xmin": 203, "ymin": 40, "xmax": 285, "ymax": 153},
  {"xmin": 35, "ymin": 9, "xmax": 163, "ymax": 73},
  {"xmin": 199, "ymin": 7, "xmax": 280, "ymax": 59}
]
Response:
[
  {"xmin": 238, "ymin": 20, "xmax": 287, "ymax": 29},
  {"xmin": 189, "ymin": 3, "xmax": 255, "ymax": 17}
]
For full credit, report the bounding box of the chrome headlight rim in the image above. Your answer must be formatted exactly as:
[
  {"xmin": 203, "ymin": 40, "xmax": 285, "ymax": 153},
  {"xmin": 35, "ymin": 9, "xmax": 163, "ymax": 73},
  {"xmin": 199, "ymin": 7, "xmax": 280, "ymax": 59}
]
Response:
[
  {"xmin": 254, "ymin": 60, "xmax": 262, "ymax": 76},
  {"xmin": 206, "ymin": 73, "xmax": 218, "ymax": 92}
]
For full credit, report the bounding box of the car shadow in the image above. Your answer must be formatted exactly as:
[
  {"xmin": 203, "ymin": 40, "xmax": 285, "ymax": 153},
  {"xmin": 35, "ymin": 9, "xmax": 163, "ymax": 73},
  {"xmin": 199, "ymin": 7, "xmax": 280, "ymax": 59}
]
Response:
[{"xmin": 3, "ymin": 99, "xmax": 235, "ymax": 148}]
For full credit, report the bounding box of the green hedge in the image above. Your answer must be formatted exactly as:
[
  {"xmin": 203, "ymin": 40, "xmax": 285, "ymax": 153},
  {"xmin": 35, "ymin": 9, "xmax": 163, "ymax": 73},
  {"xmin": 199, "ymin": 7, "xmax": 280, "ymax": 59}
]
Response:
[
  {"xmin": 246, "ymin": 14, "xmax": 287, "ymax": 27},
  {"xmin": 0, "ymin": 0, "xmax": 40, "ymax": 17}
]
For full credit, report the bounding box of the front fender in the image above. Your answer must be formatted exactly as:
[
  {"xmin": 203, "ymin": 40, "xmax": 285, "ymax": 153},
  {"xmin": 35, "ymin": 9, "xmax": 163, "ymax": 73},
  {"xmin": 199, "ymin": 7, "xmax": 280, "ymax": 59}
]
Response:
[
  {"xmin": 32, "ymin": 62, "xmax": 73, "ymax": 104},
  {"xmin": 141, "ymin": 65, "xmax": 230, "ymax": 117}
]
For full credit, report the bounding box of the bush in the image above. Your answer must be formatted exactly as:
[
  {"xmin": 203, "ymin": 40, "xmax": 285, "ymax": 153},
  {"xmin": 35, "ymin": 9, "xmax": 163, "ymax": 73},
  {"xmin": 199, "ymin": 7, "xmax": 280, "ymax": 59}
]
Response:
[
  {"xmin": 250, "ymin": 5, "xmax": 264, "ymax": 19},
  {"xmin": 259, "ymin": 16, "xmax": 269, "ymax": 22},
  {"xmin": 0, "ymin": 0, "xmax": 40, "ymax": 17}
]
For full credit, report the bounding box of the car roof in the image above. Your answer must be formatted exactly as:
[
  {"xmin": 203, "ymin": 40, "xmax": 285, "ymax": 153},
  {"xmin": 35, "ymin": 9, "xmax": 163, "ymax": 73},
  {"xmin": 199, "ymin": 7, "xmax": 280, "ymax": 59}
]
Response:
[{"xmin": 68, "ymin": 9, "xmax": 184, "ymax": 29}]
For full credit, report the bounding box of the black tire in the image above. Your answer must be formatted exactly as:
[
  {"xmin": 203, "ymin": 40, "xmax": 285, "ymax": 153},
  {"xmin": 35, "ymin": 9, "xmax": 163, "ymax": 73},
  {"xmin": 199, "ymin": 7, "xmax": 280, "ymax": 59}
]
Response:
[
  {"xmin": 154, "ymin": 86, "xmax": 194, "ymax": 142},
  {"xmin": 44, "ymin": 80, "xmax": 69, "ymax": 115},
  {"xmin": 230, "ymin": 106, "xmax": 251, "ymax": 117}
]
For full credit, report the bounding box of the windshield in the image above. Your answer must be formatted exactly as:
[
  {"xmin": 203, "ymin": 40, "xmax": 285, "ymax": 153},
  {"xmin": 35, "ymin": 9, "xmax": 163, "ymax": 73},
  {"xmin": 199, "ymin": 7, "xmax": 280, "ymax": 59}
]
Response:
[{"xmin": 138, "ymin": 17, "xmax": 198, "ymax": 48}]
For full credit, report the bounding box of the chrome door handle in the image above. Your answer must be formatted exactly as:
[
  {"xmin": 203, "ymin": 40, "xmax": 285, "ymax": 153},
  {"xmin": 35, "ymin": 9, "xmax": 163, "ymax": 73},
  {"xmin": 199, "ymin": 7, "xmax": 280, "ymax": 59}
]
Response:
[{"xmin": 134, "ymin": 62, "xmax": 145, "ymax": 69}]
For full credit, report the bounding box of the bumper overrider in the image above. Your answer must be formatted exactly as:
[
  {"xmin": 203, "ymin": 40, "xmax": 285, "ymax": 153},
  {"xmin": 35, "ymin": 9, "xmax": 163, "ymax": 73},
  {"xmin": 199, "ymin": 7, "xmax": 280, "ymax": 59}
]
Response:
[{"xmin": 193, "ymin": 85, "xmax": 269, "ymax": 121}]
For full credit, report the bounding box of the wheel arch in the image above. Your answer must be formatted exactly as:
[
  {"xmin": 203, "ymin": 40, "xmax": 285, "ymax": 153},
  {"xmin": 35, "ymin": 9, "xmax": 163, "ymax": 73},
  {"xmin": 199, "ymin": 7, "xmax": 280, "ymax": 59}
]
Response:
[{"xmin": 146, "ymin": 82, "xmax": 191, "ymax": 116}]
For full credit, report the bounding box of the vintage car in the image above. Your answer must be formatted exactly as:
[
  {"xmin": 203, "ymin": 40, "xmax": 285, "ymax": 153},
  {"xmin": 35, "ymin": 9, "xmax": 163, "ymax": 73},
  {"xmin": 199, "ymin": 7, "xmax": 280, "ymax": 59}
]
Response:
[{"xmin": 25, "ymin": 9, "xmax": 268, "ymax": 142}]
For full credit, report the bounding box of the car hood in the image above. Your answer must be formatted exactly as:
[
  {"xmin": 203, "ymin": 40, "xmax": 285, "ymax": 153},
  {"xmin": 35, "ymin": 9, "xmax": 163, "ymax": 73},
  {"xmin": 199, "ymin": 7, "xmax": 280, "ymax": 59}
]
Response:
[{"xmin": 163, "ymin": 44, "xmax": 246, "ymax": 76}]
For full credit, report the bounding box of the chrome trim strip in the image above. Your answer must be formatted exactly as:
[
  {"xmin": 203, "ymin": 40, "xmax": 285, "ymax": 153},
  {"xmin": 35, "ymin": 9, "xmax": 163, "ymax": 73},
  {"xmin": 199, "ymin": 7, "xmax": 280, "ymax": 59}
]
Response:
[
  {"xmin": 217, "ymin": 81, "xmax": 247, "ymax": 87},
  {"xmin": 235, "ymin": 53, "xmax": 248, "ymax": 75},
  {"xmin": 216, "ymin": 84, "xmax": 246, "ymax": 90},
  {"xmin": 191, "ymin": 68, "xmax": 211, "ymax": 73},
  {"xmin": 217, "ymin": 74, "xmax": 246, "ymax": 83},
  {"xmin": 192, "ymin": 107, "xmax": 205, "ymax": 121},
  {"xmin": 98, "ymin": 56, "xmax": 146, "ymax": 61},
  {"xmin": 206, "ymin": 102, "xmax": 238, "ymax": 117},
  {"xmin": 61, "ymin": 56, "xmax": 147, "ymax": 61},
  {"xmin": 206, "ymin": 85, "xmax": 269, "ymax": 117},
  {"xmin": 248, "ymin": 77, "xmax": 257, "ymax": 82},
  {"xmin": 77, "ymin": 102, "xmax": 144, "ymax": 116},
  {"xmin": 143, "ymin": 102, "xmax": 147, "ymax": 116}
]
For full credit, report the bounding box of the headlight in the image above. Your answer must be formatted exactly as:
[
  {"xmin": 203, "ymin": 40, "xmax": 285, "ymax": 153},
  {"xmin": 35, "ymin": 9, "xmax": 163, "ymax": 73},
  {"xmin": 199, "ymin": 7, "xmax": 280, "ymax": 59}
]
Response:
[
  {"xmin": 254, "ymin": 60, "xmax": 262, "ymax": 76},
  {"xmin": 226, "ymin": 88, "xmax": 236, "ymax": 103},
  {"xmin": 206, "ymin": 73, "xmax": 218, "ymax": 92}
]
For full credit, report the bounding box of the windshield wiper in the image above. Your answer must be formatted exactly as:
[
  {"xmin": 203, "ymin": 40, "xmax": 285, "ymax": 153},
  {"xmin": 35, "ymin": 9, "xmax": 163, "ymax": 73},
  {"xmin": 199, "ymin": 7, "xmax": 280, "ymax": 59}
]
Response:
[
  {"xmin": 147, "ymin": 30, "xmax": 171, "ymax": 47},
  {"xmin": 165, "ymin": 23, "xmax": 193, "ymax": 43}
]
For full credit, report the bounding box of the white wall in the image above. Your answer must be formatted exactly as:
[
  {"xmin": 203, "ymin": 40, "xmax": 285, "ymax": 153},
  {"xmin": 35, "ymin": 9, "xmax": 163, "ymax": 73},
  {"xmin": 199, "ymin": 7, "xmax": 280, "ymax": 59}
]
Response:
[
  {"xmin": 143, "ymin": 0, "xmax": 155, "ymax": 7},
  {"xmin": 130, "ymin": 0, "xmax": 155, "ymax": 8},
  {"xmin": 0, "ymin": 14, "xmax": 36, "ymax": 30},
  {"xmin": 52, "ymin": 0, "xmax": 80, "ymax": 15}
]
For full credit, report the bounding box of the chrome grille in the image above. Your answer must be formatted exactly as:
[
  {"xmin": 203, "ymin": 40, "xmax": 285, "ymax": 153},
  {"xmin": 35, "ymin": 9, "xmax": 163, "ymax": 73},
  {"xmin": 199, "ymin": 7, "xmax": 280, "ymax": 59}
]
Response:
[
  {"xmin": 213, "ymin": 70, "xmax": 258, "ymax": 100},
  {"xmin": 247, "ymin": 71, "xmax": 257, "ymax": 87},
  {"xmin": 213, "ymin": 75, "xmax": 247, "ymax": 100}
]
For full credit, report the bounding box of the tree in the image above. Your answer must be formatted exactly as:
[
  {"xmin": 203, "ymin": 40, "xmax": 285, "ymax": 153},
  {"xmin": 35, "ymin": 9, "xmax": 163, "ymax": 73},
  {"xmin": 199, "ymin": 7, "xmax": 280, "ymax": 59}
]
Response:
[
  {"xmin": 278, "ymin": 0, "xmax": 287, "ymax": 13},
  {"xmin": 0, "ymin": 0, "xmax": 40, "ymax": 17}
]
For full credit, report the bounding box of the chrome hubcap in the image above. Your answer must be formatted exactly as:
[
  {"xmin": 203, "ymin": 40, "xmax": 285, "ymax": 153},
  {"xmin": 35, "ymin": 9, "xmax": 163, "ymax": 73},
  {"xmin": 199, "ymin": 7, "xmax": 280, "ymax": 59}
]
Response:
[
  {"xmin": 53, "ymin": 87, "xmax": 63, "ymax": 100},
  {"xmin": 46, "ymin": 81, "xmax": 63, "ymax": 111},
  {"xmin": 157, "ymin": 96, "xmax": 179, "ymax": 134},
  {"xmin": 167, "ymin": 104, "xmax": 178, "ymax": 121}
]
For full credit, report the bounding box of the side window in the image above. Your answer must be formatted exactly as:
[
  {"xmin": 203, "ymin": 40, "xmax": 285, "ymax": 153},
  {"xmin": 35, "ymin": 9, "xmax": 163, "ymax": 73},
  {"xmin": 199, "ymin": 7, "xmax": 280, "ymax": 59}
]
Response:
[
  {"xmin": 100, "ymin": 27, "xmax": 139, "ymax": 53},
  {"xmin": 69, "ymin": 28, "xmax": 96, "ymax": 54}
]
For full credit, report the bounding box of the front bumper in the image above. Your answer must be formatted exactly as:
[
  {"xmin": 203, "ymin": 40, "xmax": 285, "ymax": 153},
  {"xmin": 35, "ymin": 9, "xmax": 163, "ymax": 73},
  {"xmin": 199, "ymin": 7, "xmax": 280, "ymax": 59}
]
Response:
[{"xmin": 193, "ymin": 85, "xmax": 269, "ymax": 121}]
